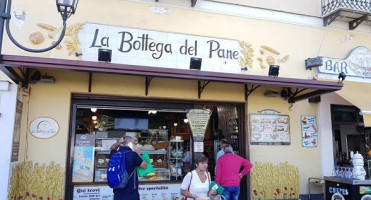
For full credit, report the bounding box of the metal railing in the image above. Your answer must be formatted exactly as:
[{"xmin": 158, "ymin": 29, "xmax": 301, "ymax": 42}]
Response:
[{"xmin": 322, "ymin": 0, "xmax": 371, "ymax": 16}]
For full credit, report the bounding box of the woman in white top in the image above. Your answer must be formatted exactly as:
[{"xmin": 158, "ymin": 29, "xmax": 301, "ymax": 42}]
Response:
[{"xmin": 180, "ymin": 153, "xmax": 217, "ymax": 200}]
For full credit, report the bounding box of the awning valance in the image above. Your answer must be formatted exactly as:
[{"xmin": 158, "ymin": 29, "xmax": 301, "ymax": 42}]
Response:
[
  {"xmin": 336, "ymin": 81, "xmax": 371, "ymax": 127},
  {"xmin": 0, "ymin": 54, "xmax": 343, "ymax": 103}
]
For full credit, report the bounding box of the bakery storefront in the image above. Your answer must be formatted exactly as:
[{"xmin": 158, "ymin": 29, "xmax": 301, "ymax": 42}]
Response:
[
  {"xmin": 2, "ymin": 22, "xmax": 344, "ymax": 200},
  {"xmin": 68, "ymin": 97, "xmax": 246, "ymax": 200}
]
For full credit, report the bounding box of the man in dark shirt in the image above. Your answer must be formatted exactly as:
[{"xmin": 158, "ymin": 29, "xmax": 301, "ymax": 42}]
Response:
[{"xmin": 110, "ymin": 136, "xmax": 147, "ymax": 200}]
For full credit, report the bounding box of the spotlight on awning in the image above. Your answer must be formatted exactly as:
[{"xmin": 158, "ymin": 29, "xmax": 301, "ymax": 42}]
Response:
[
  {"xmin": 98, "ymin": 49, "xmax": 112, "ymax": 62},
  {"xmin": 190, "ymin": 57, "xmax": 202, "ymax": 70},
  {"xmin": 268, "ymin": 65, "xmax": 280, "ymax": 77}
]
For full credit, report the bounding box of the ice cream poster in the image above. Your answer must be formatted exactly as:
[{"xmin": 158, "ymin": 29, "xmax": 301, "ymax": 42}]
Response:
[
  {"xmin": 301, "ymin": 115, "xmax": 318, "ymax": 147},
  {"xmin": 72, "ymin": 146, "xmax": 95, "ymax": 182}
]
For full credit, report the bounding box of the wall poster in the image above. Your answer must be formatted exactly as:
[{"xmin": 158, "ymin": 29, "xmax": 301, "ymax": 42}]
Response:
[
  {"xmin": 72, "ymin": 146, "xmax": 95, "ymax": 182},
  {"xmin": 250, "ymin": 114, "xmax": 290, "ymax": 145},
  {"xmin": 301, "ymin": 115, "xmax": 318, "ymax": 147}
]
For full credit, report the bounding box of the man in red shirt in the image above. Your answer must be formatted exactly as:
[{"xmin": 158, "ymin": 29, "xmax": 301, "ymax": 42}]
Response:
[{"xmin": 215, "ymin": 144, "xmax": 253, "ymax": 200}]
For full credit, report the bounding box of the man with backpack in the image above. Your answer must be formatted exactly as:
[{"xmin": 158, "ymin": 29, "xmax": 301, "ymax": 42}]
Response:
[{"xmin": 109, "ymin": 136, "xmax": 147, "ymax": 200}]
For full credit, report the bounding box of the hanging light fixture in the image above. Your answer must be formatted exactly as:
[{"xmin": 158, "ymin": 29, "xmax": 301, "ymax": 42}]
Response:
[
  {"xmin": 56, "ymin": 0, "xmax": 79, "ymax": 20},
  {"xmin": 91, "ymin": 108, "xmax": 97, "ymax": 112},
  {"xmin": 92, "ymin": 116, "xmax": 97, "ymax": 120}
]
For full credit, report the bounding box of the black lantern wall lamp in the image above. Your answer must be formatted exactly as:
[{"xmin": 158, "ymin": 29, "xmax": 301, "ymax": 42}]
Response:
[
  {"xmin": 338, "ymin": 72, "xmax": 346, "ymax": 82},
  {"xmin": 0, "ymin": 0, "xmax": 79, "ymax": 53}
]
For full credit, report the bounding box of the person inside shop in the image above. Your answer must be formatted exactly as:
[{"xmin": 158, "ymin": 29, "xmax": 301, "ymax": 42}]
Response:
[
  {"xmin": 215, "ymin": 139, "xmax": 228, "ymax": 162},
  {"xmin": 110, "ymin": 136, "xmax": 147, "ymax": 200},
  {"xmin": 180, "ymin": 153, "xmax": 217, "ymax": 200},
  {"xmin": 182, "ymin": 142, "xmax": 191, "ymax": 174},
  {"xmin": 215, "ymin": 144, "xmax": 253, "ymax": 200},
  {"xmin": 110, "ymin": 137, "xmax": 124, "ymax": 151},
  {"xmin": 215, "ymin": 139, "xmax": 228, "ymax": 173}
]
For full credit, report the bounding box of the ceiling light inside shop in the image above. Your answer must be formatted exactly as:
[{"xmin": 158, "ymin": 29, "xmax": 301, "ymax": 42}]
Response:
[
  {"xmin": 183, "ymin": 119, "xmax": 189, "ymax": 123},
  {"xmin": 174, "ymin": 123, "xmax": 178, "ymax": 126},
  {"xmin": 148, "ymin": 110, "xmax": 157, "ymax": 114},
  {"xmin": 77, "ymin": 105, "xmax": 189, "ymax": 113},
  {"xmin": 91, "ymin": 108, "xmax": 97, "ymax": 112},
  {"xmin": 92, "ymin": 116, "xmax": 97, "ymax": 120}
]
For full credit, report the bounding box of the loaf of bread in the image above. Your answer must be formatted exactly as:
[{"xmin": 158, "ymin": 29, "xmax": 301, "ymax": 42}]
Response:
[
  {"xmin": 37, "ymin": 23, "xmax": 56, "ymax": 31},
  {"xmin": 29, "ymin": 32, "xmax": 44, "ymax": 44},
  {"xmin": 261, "ymin": 45, "xmax": 280, "ymax": 55}
]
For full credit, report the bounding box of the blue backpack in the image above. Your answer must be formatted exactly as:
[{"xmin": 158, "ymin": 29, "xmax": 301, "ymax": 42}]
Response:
[{"xmin": 107, "ymin": 149, "xmax": 136, "ymax": 189}]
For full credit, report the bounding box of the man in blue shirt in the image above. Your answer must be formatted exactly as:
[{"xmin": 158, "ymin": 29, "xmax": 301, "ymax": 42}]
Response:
[
  {"xmin": 110, "ymin": 136, "xmax": 147, "ymax": 200},
  {"xmin": 216, "ymin": 139, "xmax": 228, "ymax": 164},
  {"xmin": 215, "ymin": 139, "xmax": 228, "ymax": 173}
]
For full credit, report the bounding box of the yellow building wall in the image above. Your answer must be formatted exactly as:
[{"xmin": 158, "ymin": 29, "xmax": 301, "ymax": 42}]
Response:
[
  {"xmin": 19, "ymin": 68, "xmax": 317, "ymax": 194},
  {"xmin": 211, "ymin": 0, "xmax": 322, "ymax": 17},
  {"xmin": 248, "ymin": 86, "xmax": 319, "ymax": 193},
  {"xmin": 5, "ymin": 0, "xmax": 371, "ymax": 196}
]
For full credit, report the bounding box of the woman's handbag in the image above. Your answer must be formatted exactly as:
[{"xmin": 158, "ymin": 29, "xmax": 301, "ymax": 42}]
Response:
[{"xmin": 184, "ymin": 172, "xmax": 193, "ymax": 200}]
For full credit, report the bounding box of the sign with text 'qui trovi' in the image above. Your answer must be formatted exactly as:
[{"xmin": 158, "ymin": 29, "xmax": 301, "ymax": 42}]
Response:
[
  {"xmin": 79, "ymin": 23, "xmax": 243, "ymax": 74},
  {"xmin": 318, "ymin": 46, "xmax": 371, "ymax": 83},
  {"xmin": 187, "ymin": 109, "xmax": 212, "ymax": 141}
]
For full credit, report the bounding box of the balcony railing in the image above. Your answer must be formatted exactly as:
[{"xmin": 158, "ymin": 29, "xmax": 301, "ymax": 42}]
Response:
[
  {"xmin": 321, "ymin": 0, "xmax": 371, "ymax": 29},
  {"xmin": 322, "ymin": 0, "xmax": 371, "ymax": 16}
]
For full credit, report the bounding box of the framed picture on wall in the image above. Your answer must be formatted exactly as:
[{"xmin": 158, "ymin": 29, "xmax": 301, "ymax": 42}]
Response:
[{"xmin": 250, "ymin": 114, "xmax": 290, "ymax": 145}]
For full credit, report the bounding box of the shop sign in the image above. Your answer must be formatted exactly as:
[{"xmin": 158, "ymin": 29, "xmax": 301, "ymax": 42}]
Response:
[
  {"xmin": 73, "ymin": 186, "xmax": 113, "ymax": 200},
  {"xmin": 75, "ymin": 134, "xmax": 95, "ymax": 146},
  {"xmin": 139, "ymin": 184, "xmax": 182, "ymax": 200},
  {"xmin": 79, "ymin": 23, "xmax": 244, "ymax": 74},
  {"xmin": 187, "ymin": 109, "xmax": 212, "ymax": 140},
  {"xmin": 318, "ymin": 46, "xmax": 371, "ymax": 83},
  {"xmin": 73, "ymin": 184, "xmax": 183, "ymax": 200},
  {"xmin": 249, "ymin": 113, "xmax": 290, "ymax": 145},
  {"xmin": 194, "ymin": 142, "xmax": 204, "ymax": 152},
  {"xmin": 329, "ymin": 186, "xmax": 349, "ymax": 195},
  {"xmin": 300, "ymin": 115, "xmax": 318, "ymax": 148},
  {"xmin": 29, "ymin": 117, "xmax": 59, "ymax": 139}
]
